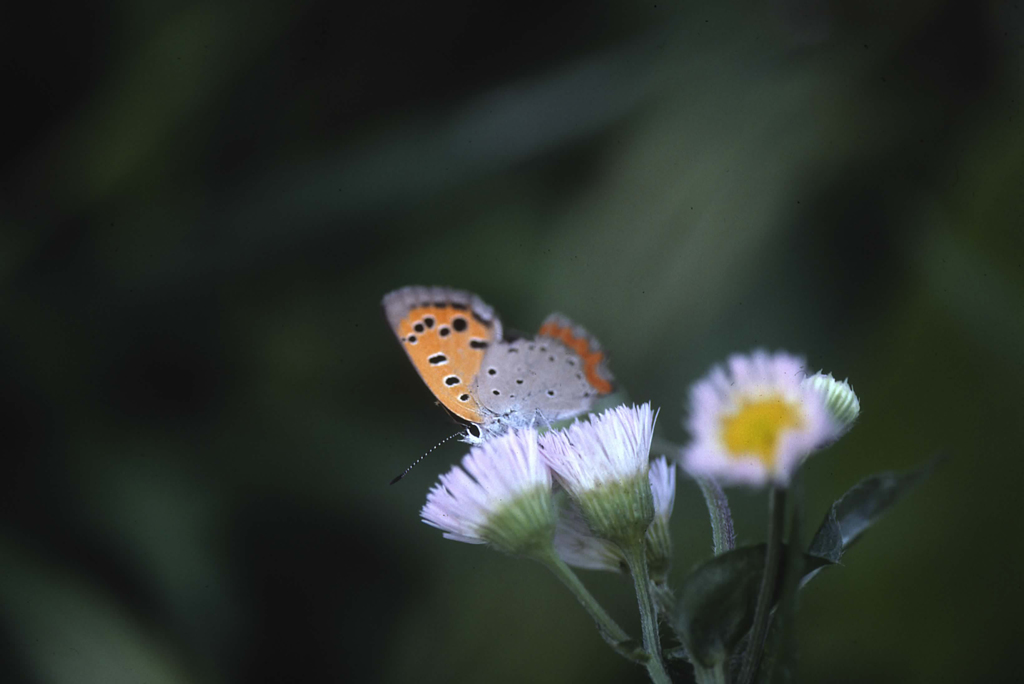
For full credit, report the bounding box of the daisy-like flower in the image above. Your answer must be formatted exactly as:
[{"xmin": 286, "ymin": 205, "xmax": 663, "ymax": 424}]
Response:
[
  {"xmin": 421, "ymin": 428, "xmax": 556, "ymax": 556},
  {"xmin": 683, "ymin": 350, "xmax": 841, "ymax": 487},
  {"xmin": 540, "ymin": 403, "xmax": 657, "ymax": 548}
]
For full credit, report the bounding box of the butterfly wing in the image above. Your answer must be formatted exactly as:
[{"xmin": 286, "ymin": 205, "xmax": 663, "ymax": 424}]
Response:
[
  {"xmin": 382, "ymin": 286, "xmax": 502, "ymax": 425},
  {"xmin": 537, "ymin": 313, "xmax": 614, "ymax": 395},
  {"xmin": 475, "ymin": 312, "xmax": 615, "ymax": 425}
]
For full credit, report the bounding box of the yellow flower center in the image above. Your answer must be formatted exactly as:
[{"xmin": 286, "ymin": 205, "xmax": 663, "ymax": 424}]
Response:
[{"xmin": 720, "ymin": 397, "xmax": 804, "ymax": 466}]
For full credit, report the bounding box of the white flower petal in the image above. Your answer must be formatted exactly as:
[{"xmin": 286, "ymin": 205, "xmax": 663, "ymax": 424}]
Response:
[
  {"xmin": 421, "ymin": 428, "xmax": 551, "ymax": 544},
  {"xmin": 648, "ymin": 456, "xmax": 677, "ymax": 521},
  {"xmin": 539, "ymin": 403, "xmax": 657, "ymax": 496}
]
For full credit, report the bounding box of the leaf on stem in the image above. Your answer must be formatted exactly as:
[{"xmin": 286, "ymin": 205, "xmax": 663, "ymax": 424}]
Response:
[{"xmin": 807, "ymin": 456, "xmax": 942, "ymax": 564}]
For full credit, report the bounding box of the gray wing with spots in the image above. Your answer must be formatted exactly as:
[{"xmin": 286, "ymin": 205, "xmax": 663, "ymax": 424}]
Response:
[{"xmin": 474, "ymin": 337, "xmax": 598, "ymax": 423}]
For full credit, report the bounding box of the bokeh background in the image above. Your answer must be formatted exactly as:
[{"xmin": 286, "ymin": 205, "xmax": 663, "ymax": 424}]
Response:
[{"xmin": 2, "ymin": 1, "xmax": 1022, "ymax": 682}]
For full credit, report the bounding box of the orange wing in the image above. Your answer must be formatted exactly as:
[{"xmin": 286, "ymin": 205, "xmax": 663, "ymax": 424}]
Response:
[{"xmin": 383, "ymin": 287, "xmax": 501, "ymax": 424}]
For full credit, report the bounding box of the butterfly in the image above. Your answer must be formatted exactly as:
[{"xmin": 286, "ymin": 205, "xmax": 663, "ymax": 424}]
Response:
[{"xmin": 383, "ymin": 286, "xmax": 615, "ymax": 442}]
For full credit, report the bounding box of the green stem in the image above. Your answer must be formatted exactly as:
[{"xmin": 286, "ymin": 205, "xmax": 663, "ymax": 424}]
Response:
[
  {"xmin": 621, "ymin": 541, "xmax": 673, "ymax": 684},
  {"xmin": 696, "ymin": 477, "xmax": 735, "ymax": 556},
  {"xmin": 694, "ymin": 662, "xmax": 728, "ymax": 684},
  {"xmin": 538, "ymin": 552, "xmax": 645, "ymax": 663},
  {"xmin": 737, "ymin": 487, "xmax": 786, "ymax": 684}
]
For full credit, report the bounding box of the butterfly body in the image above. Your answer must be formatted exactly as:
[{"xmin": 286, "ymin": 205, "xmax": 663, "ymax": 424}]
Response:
[{"xmin": 383, "ymin": 286, "xmax": 614, "ymax": 441}]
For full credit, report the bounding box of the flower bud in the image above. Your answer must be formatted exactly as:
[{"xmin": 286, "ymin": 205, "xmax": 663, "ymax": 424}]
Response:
[{"xmin": 804, "ymin": 372, "xmax": 860, "ymax": 432}]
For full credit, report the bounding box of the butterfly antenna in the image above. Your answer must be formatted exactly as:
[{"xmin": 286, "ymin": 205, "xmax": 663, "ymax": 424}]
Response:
[{"xmin": 389, "ymin": 431, "xmax": 464, "ymax": 485}]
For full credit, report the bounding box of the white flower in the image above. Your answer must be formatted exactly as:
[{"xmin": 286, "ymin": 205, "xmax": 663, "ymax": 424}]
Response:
[
  {"xmin": 682, "ymin": 350, "xmax": 840, "ymax": 487},
  {"xmin": 540, "ymin": 404, "xmax": 658, "ymax": 547},
  {"xmin": 421, "ymin": 428, "xmax": 556, "ymax": 554},
  {"xmin": 803, "ymin": 372, "xmax": 860, "ymax": 432}
]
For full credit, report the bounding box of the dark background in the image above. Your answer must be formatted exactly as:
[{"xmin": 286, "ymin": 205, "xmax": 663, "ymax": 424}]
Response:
[{"xmin": 2, "ymin": 1, "xmax": 1022, "ymax": 682}]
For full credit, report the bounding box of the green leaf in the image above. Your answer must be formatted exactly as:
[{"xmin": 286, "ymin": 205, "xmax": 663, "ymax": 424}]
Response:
[
  {"xmin": 808, "ymin": 457, "xmax": 941, "ymax": 563},
  {"xmin": 807, "ymin": 508, "xmax": 843, "ymax": 564},
  {"xmin": 673, "ymin": 545, "xmax": 764, "ymax": 668},
  {"xmin": 672, "ymin": 545, "xmax": 830, "ymax": 668}
]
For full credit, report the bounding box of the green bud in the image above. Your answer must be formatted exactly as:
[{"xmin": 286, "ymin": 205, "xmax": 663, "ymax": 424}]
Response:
[
  {"xmin": 480, "ymin": 486, "xmax": 558, "ymax": 557},
  {"xmin": 645, "ymin": 515, "xmax": 673, "ymax": 585},
  {"xmin": 805, "ymin": 372, "xmax": 860, "ymax": 430},
  {"xmin": 574, "ymin": 472, "xmax": 655, "ymax": 550}
]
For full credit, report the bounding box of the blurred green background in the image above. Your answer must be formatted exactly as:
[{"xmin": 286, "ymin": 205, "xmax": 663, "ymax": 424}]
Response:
[{"xmin": 2, "ymin": 1, "xmax": 1022, "ymax": 682}]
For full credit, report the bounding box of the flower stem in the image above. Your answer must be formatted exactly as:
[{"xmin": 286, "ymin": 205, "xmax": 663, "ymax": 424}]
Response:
[
  {"xmin": 695, "ymin": 662, "xmax": 728, "ymax": 684},
  {"xmin": 621, "ymin": 541, "xmax": 673, "ymax": 684},
  {"xmin": 696, "ymin": 476, "xmax": 736, "ymax": 556},
  {"xmin": 538, "ymin": 552, "xmax": 645, "ymax": 663},
  {"xmin": 737, "ymin": 487, "xmax": 786, "ymax": 684}
]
